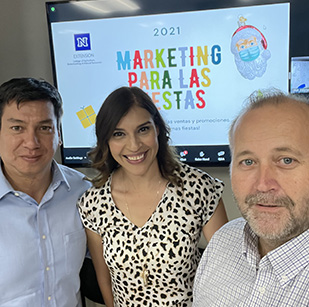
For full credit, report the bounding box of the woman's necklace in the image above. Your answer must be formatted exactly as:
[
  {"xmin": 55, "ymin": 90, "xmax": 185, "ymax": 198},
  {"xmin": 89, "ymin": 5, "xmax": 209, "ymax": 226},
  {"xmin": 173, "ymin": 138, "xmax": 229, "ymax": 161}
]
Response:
[{"xmin": 123, "ymin": 175, "xmax": 162, "ymax": 287}]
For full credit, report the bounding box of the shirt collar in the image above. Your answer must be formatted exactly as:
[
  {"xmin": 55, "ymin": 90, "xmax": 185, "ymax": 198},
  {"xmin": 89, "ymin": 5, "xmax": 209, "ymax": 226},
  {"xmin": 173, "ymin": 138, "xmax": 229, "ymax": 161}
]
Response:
[
  {"xmin": 0, "ymin": 160, "xmax": 70, "ymax": 199},
  {"xmin": 0, "ymin": 162, "xmax": 13, "ymax": 199},
  {"xmin": 242, "ymin": 221, "xmax": 260, "ymax": 268},
  {"xmin": 267, "ymin": 229, "xmax": 309, "ymax": 286},
  {"xmin": 242, "ymin": 220, "xmax": 309, "ymax": 287},
  {"xmin": 51, "ymin": 160, "xmax": 71, "ymax": 191}
]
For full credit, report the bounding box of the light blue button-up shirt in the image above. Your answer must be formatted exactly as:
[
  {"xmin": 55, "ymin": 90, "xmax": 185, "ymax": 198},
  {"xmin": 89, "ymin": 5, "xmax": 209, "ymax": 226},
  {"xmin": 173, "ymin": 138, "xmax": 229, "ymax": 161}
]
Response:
[{"xmin": 0, "ymin": 161, "xmax": 91, "ymax": 307}]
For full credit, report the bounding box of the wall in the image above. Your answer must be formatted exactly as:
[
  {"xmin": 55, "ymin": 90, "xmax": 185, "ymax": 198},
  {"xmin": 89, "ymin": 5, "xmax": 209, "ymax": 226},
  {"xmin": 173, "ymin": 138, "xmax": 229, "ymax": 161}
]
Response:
[{"xmin": 0, "ymin": 0, "xmax": 55, "ymax": 85}]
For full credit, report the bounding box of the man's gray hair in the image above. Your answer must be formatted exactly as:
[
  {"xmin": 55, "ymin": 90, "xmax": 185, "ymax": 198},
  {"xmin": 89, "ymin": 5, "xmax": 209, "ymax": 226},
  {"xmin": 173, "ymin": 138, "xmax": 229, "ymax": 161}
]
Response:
[{"xmin": 229, "ymin": 89, "xmax": 309, "ymax": 150}]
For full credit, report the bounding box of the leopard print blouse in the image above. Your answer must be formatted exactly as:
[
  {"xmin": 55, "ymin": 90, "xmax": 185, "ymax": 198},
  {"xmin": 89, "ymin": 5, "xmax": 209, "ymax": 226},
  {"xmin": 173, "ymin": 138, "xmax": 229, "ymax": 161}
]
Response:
[{"xmin": 78, "ymin": 163, "xmax": 224, "ymax": 306}]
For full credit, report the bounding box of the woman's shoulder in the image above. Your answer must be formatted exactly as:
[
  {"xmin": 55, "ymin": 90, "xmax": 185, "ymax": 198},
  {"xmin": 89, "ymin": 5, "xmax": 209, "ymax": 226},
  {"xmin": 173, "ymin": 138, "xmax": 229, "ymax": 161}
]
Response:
[
  {"xmin": 176, "ymin": 162, "xmax": 224, "ymax": 189},
  {"xmin": 177, "ymin": 162, "xmax": 211, "ymax": 179},
  {"xmin": 81, "ymin": 177, "xmax": 111, "ymax": 200}
]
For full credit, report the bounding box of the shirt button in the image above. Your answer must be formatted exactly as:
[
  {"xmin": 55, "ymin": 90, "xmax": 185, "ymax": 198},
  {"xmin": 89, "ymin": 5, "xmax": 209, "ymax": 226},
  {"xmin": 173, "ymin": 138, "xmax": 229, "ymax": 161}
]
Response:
[
  {"xmin": 42, "ymin": 235, "xmax": 46, "ymax": 239},
  {"xmin": 259, "ymin": 286, "xmax": 266, "ymax": 294},
  {"xmin": 46, "ymin": 267, "xmax": 50, "ymax": 271},
  {"xmin": 14, "ymin": 192, "xmax": 20, "ymax": 197},
  {"xmin": 48, "ymin": 296, "xmax": 52, "ymax": 301},
  {"xmin": 282, "ymin": 275, "xmax": 289, "ymax": 282}
]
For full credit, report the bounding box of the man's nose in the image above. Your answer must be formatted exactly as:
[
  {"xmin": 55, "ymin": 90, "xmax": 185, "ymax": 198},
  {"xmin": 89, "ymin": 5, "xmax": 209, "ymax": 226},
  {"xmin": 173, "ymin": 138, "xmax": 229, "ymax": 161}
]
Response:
[
  {"xmin": 23, "ymin": 130, "xmax": 40, "ymax": 149},
  {"xmin": 255, "ymin": 164, "xmax": 279, "ymax": 193}
]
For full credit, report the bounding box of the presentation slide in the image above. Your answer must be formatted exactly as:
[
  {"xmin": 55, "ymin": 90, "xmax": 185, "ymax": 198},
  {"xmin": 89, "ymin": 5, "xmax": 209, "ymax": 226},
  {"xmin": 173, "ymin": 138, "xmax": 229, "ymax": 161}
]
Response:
[{"xmin": 50, "ymin": 3, "xmax": 289, "ymax": 152}]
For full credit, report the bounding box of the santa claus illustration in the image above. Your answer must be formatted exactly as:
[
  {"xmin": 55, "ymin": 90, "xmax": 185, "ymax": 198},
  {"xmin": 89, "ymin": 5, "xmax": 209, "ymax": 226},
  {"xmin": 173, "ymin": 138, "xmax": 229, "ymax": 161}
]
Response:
[{"xmin": 231, "ymin": 16, "xmax": 271, "ymax": 80}]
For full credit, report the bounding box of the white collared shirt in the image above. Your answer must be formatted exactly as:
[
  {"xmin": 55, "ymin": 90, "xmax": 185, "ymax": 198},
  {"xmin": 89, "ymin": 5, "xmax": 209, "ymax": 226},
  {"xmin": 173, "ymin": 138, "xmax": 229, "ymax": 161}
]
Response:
[{"xmin": 193, "ymin": 218, "xmax": 309, "ymax": 307}]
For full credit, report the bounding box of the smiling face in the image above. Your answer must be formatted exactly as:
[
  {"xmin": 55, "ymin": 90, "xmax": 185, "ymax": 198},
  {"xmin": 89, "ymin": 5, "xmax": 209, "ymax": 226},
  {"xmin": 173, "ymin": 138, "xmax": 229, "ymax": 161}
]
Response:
[
  {"xmin": 108, "ymin": 105, "xmax": 159, "ymax": 177},
  {"xmin": 0, "ymin": 100, "xmax": 60, "ymax": 184},
  {"xmin": 230, "ymin": 100, "xmax": 309, "ymax": 250}
]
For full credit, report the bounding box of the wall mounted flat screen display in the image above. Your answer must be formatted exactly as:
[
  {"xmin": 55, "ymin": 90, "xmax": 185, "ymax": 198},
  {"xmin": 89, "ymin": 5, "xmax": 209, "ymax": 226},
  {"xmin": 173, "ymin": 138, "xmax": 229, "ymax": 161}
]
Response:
[{"xmin": 46, "ymin": 0, "xmax": 292, "ymax": 167}]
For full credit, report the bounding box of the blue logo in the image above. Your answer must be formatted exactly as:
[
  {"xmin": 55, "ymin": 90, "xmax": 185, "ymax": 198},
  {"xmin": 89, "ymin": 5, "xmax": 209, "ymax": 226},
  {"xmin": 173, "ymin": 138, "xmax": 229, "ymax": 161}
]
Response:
[{"xmin": 74, "ymin": 33, "xmax": 91, "ymax": 51}]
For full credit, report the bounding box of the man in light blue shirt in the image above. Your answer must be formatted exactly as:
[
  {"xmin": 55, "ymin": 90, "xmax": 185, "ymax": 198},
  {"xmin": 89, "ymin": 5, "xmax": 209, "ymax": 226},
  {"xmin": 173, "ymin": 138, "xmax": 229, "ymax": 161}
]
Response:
[
  {"xmin": 0, "ymin": 78, "xmax": 91, "ymax": 306},
  {"xmin": 193, "ymin": 91, "xmax": 309, "ymax": 306}
]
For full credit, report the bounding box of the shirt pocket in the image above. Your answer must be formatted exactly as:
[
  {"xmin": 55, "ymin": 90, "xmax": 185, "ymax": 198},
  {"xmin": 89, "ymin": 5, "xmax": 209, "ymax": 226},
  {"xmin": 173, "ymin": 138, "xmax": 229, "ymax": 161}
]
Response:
[{"xmin": 64, "ymin": 228, "xmax": 87, "ymax": 274}]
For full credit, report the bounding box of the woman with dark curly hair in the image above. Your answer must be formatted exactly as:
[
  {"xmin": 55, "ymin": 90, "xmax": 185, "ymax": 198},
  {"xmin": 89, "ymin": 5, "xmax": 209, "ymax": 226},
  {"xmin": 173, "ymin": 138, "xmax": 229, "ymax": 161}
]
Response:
[{"xmin": 78, "ymin": 86, "xmax": 227, "ymax": 306}]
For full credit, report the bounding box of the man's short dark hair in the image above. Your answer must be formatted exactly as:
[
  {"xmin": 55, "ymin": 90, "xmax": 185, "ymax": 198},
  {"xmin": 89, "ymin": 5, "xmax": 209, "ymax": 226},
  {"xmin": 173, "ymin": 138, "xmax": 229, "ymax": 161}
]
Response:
[{"xmin": 0, "ymin": 78, "xmax": 63, "ymax": 128}]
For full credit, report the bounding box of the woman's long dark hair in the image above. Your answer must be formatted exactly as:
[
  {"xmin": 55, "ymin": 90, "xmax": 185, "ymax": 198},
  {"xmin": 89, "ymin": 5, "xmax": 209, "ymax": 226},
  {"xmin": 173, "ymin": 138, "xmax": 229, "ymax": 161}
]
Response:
[{"xmin": 89, "ymin": 86, "xmax": 181, "ymax": 187}]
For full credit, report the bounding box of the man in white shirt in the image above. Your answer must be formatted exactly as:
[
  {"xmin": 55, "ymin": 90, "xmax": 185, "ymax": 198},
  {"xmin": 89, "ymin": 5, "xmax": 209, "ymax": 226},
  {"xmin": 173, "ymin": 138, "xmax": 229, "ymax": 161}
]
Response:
[{"xmin": 193, "ymin": 91, "xmax": 309, "ymax": 307}]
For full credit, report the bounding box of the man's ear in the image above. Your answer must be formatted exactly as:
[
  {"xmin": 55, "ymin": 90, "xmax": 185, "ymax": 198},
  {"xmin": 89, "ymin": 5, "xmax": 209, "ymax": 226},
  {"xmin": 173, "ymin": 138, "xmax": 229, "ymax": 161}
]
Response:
[{"xmin": 58, "ymin": 129, "xmax": 62, "ymax": 146}]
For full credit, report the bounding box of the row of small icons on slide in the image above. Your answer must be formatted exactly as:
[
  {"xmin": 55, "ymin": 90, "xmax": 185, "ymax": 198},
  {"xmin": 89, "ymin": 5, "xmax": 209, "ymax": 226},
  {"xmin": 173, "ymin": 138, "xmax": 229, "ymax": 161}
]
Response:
[
  {"xmin": 179, "ymin": 150, "xmax": 227, "ymax": 162},
  {"xmin": 180, "ymin": 150, "xmax": 226, "ymax": 158},
  {"xmin": 65, "ymin": 150, "xmax": 227, "ymax": 162}
]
